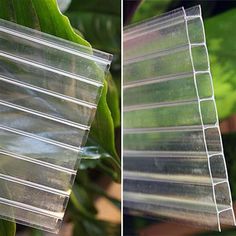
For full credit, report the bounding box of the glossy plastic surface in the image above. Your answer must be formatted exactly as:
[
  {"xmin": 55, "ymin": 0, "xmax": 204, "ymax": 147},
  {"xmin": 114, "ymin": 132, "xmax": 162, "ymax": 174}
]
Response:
[
  {"xmin": 0, "ymin": 19, "xmax": 112, "ymax": 233},
  {"xmin": 123, "ymin": 5, "xmax": 235, "ymax": 231}
]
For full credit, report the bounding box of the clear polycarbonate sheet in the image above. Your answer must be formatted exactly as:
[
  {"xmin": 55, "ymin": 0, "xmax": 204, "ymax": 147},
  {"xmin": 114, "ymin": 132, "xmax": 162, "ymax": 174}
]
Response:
[
  {"xmin": 123, "ymin": 5, "xmax": 235, "ymax": 231},
  {"xmin": 0, "ymin": 19, "xmax": 112, "ymax": 233}
]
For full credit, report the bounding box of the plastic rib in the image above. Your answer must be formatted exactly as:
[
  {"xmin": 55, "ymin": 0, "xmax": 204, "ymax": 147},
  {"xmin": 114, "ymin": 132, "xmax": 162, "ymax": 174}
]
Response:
[
  {"xmin": 0, "ymin": 99, "xmax": 90, "ymax": 130},
  {"xmin": 0, "ymin": 20, "xmax": 111, "ymax": 64},
  {"xmin": 123, "ymin": 5, "xmax": 235, "ymax": 230},
  {"xmin": 0, "ymin": 125, "xmax": 81, "ymax": 151},
  {"xmin": 124, "ymin": 124, "xmax": 218, "ymax": 134},
  {"xmin": 124, "ymin": 150, "xmax": 209, "ymax": 157},
  {"xmin": 124, "ymin": 98, "xmax": 214, "ymax": 112},
  {"xmin": 0, "ymin": 197, "xmax": 64, "ymax": 219},
  {"xmin": 0, "ymin": 75, "xmax": 97, "ymax": 108},
  {"xmin": 124, "ymin": 72, "xmax": 195, "ymax": 88},
  {"xmin": 0, "ymin": 173, "xmax": 70, "ymax": 196},
  {"xmin": 124, "ymin": 8, "xmax": 185, "ymax": 37},
  {"xmin": 125, "ymin": 43, "xmax": 207, "ymax": 66},
  {"xmin": 125, "ymin": 44, "xmax": 190, "ymax": 65},
  {"xmin": 124, "ymin": 170, "xmax": 213, "ymax": 185},
  {"xmin": 0, "ymin": 51, "xmax": 103, "ymax": 87},
  {"xmin": 0, "ymin": 149, "xmax": 77, "ymax": 174}
]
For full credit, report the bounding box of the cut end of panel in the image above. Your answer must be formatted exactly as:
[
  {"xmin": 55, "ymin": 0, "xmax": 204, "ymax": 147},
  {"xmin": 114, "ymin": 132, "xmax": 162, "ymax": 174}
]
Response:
[{"xmin": 218, "ymin": 208, "xmax": 236, "ymax": 231}]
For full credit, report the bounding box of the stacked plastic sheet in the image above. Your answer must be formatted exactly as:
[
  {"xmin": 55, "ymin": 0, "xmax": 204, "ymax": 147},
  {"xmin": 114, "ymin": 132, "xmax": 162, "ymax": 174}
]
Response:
[
  {"xmin": 123, "ymin": 5, "xmax": 236, "ymax": 231},
  {"xmin": 0, "ymin": 19, "xmax": 112, "ymax": 232}
]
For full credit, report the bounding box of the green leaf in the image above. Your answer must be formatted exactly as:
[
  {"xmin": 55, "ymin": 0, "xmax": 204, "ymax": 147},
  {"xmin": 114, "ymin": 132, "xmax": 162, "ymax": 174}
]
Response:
[
  {"xmin": 30, "ymin": 229, "xmax": 44, "ymax": 236},
  {"xmin": 66, "ymin": 0, "xmax": 121, "ymax": 72},
  {"xmin": 88, "ymin": 81, "xmax": 121, "ymax": 181},
  {"xmin": 82, "ymin": 182, "xmax": 120, "ymax": 208},
  {"xmin": 65, "ymin": 0, "xmax": 121, "ymax": 179},
  {"xmin": 71, "ymin": 183, "xmax": 98, "ymax": 220},
  {"xmin": 0, "ymin": 219, "xmax": 15, "ymax": 236},
  {"xmin": 79, "ymin": 148, "xmax": 120, "ymax": 180},
  {"xmin": 131, "ymin": 0, "xmax": 172, "ymax": 23},
  {"xmin": 106, "ymin": 74, "xmax": 120, "ymax": 128},
  {"xmin": 69, "ymin": 170, "xmax": 120, "ymax": 236},
  {"xmin": 0, "ymin": 0, "xmax": 90, "ymax": 46},
  {"xmin": 66, "ymin": 0, "xmax": 121, "ymax": 115},
  {"xmin": 205, "ymin": 9, "xmax": 236, "ymax": 120},
  {"xmin": 67, "ymin": 0, "xmax": 120, "ymax": 16},
  {"xmin": 90, "ymin": 81, "xmax": 117, "ymax": 159},
  {"xmin": 73, "ymin": 219, "xmax": 120, "ymax": 236},
  {"xmin": 67, "ymin": 11, "xmax": 120, "ymax": 55}
]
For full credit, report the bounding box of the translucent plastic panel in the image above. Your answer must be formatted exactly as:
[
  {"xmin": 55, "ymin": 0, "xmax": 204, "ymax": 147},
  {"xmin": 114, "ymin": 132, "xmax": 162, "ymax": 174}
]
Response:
[
  {"xmin": 124, "ymin": 45, "xmax": 208, "ymax": 84},
  {"xmin": 0, "ymin": 103, "xmax": 88, "ymax": 147},
  {"xmin": 0, "ymin": 202, "xmax": 62, "ymax": 232},
  {"xmin": 124, "ymin": 156, "xmax": 212, "ymax": 180},
  {"xmin": 124, "ymin": 180, "xmax": 215, "ymax": 202},
  {"xmin": 124, "ymin": 72, "xmax": 213, "ymax": 107},
  {"xmin": 209, "ymin": 155, "xmax": 227, "ymax": 181},
  {"xmin": 124, "ymin": 100, "xmax": 217, "ymax": 129},
  {"xmin": 0, "ymin": 79, "xmax": 96, "ymax": 125},
  {"xmin": 123, "ymin": 5, "xmax": 235, "ymax": 231},
  {"xmin": 0, "ymin": 55, "xmax": 103, "ymax": 104},
  {"xmin": 0, "ymin": 127, "xmax": 79, "ymax": 169},
  {"xmin": 124, "ymin": 16, "xmax": 205, "ymax": 61},
  {"xmin": 0, "ymin": 151, "xmax": 75, "ymax": 192},
  {"xmin": 0, "ymin": 25, "xmax": 108, "ymax": 82},
  {"xmin": 0, "ymin": 177, "xmax": 68, "ymax": 214},
  {"xmin": 124, "ymin": 129, "xmax": 207, "ymax": 152},
  {"xmin": 124, "ymin": 197, "xmax": 219, "ymax": 228},
  {"xmin": 0, "ymin": 19, "xmax": 112, "ymax": 233}
]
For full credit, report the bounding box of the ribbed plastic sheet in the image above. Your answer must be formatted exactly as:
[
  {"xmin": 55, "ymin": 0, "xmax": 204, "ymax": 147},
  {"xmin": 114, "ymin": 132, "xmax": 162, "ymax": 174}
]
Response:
[
  {"xmin": 0, "ymin": 19, "xmax": 112, "ymax": 233},
  {"xmin": 123, "ymin": 5, "xmax": 236, "ymax": 231}
]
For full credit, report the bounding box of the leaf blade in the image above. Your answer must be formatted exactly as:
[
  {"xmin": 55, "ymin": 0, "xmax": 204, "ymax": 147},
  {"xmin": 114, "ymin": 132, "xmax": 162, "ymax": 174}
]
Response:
[{"xmin": 0, "ymin": 219, "xmax": 16, "ymax": 236}]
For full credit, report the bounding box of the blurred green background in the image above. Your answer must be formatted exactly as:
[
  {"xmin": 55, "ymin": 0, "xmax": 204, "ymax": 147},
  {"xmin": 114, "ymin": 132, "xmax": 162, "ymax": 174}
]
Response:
[{"xmin": 124, "ymin": 0, "xmax": 236, "ymax": 235}]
